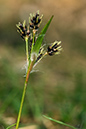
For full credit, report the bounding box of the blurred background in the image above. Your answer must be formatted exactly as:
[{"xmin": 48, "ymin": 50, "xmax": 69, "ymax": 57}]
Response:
[{"xmin": 0, "ymin": 0, "xmax": 86, "ymax": 129}]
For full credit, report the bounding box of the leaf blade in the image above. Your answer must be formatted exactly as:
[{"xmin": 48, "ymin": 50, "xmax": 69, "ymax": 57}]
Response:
[
  {"xmin": 43, "ymin": 115, "xmax": 76, "ymax": 129},
  {"xmin": 33, "ymin": 15, "xmax": 54, "ymax": 54}
]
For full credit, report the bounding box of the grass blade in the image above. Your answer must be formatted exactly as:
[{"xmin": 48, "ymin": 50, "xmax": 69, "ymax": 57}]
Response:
[
  {"xmin": 6, "ymin": 123, "xmax": 16, "ymax": 129},
  {"xmin": 43, "ymin": 115, "xmax": 76, "ymax": 129},
  {"xmin": 33, "ymin": 15, "xmax": 54, "ymax": 54}
]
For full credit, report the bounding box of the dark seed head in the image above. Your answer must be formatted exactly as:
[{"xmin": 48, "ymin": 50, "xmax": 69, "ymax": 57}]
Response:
[
  {"xmin": 17, "ymin": 22, "xmax": 30, "ymax": 40},
  {"xmin": 47, "ymin": 41, "xmax": 62, "ymax": 56},
  {"xmin": 29, "ymin": 11, "xmax": 42, "ymax": 32}
]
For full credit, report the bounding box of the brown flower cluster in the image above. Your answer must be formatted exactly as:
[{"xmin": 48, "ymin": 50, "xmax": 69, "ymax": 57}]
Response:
[
  {"xmin": 16, "ymin": 11, "xmax": 43, "ymax": 40},
  {"xmin": 16, "ymin": 11, "xmax": 62, "ymax": 67}
]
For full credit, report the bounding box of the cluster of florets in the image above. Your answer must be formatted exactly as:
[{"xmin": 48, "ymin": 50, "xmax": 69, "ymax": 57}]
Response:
[
  {"xmin": 17, "ymin": 22, "xmax": 30, "ymax": 40},
  {"xmin": 16, "ymin": 11, "xmax": 43, "ymax": 39},
  {"xmin": 47, "ymin": 41, "xmax": 62, "ymax": 56},
  {"xmin": 16, "ymin": 11, "xmax": 43, "ymax": 56},
  {"xmin": 29, "ymin": 12, "xmax": 42, "ymax": 33},
  {"xmin": 16, "ymin": 11, "xmax": 62, "ymax": 68}
]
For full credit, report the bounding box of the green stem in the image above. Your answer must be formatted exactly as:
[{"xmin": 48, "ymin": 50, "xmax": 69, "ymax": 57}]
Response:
[
  {"xmin": 25, "ymin": 37, "xmax": 29, "ymax": 65},
  {"xmin": 31, "ymin": 31, "xmax": 35, "ymax": 55},
  {"xmin": 16, "ymin": 59, "xmax": 35, "ymax": 129},
  {"xmin": 15, "ymin": 82, "xmax": 27, "ymax": 129},
  {"xmin": 16, "ymin": 30, "xmax": 37, "ymax": 129}
]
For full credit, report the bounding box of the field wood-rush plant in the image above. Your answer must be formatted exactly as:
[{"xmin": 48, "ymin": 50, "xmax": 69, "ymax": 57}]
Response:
[{"xmin": 6, "ymin": 11, "xmax": 76, "ymax": 129}]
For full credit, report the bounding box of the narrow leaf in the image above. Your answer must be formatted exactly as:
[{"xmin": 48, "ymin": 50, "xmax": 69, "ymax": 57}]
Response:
[
  {"xmin": 43, "ymin": 115, "xmax": 76, "ymax": 129},
  {"xmin": 6, "ymin": 123, "xmax": 16, "ymax": 129},
  {"xmin": 33, "ymin": 15, "xmax": 54, "ymax": 54}
]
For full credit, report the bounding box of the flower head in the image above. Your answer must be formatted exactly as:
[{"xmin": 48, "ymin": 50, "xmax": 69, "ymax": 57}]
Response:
[
  {"xmin": 29, "ymin": 11, "xmax": 43, "ymax": 33},
  {"xmin": 16, "ymin": 11, "xmax": 62, "ymax": 72},
  {"xmin": 16, "ymin": 21, "xmax": 30, "ymax": 40},
  {"xmin": 47, "ymin": 41, "xmax": 62, "ymax": 56}
]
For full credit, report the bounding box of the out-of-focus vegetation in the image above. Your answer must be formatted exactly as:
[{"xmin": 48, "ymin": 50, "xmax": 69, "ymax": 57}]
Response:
[{"xmin": 0, "ymin": 0, "xmax": 86, "ymax": 128}]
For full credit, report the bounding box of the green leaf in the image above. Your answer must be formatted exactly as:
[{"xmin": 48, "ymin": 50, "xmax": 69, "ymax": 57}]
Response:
[
  {"xmin": 6, "ymin": 123, "xmax": 16, "ymax": 129},
  {"xmin": 43, "ymin": 115, "xmax": 76, "ymax": 129},
  {"xmin": 33, "ymin": 15, "xmax": 54, "ymax": 54}
]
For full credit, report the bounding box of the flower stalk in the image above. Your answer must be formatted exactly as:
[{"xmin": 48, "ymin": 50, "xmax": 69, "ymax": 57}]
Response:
[
  {"xmin": 16, "ymin": 37, "xmax": 36, "ymax": 129},
  {"xmin": 16, "ymin": 58, "xmax": 34, "ymax": 129},
  {"xmin": 15, "ymin": 10, "xmax": 62, "ymax": 129}
]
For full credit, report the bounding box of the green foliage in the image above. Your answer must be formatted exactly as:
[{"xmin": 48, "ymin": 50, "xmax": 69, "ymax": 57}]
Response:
[{"xmin": 33, "ymin": 15, "xmax": 54, "ymax": 54}]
